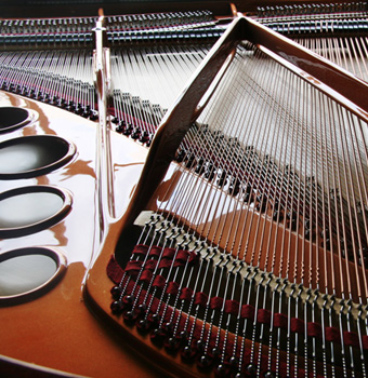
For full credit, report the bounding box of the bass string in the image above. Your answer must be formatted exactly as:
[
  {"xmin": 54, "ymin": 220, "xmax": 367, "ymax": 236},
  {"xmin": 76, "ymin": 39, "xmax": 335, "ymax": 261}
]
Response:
[
  {"xmin": 167, "ymin": 47, "xmax": 302, "ymax": 370},
  {"xmin": 266, "ymin": 65, "xmax": 296, "ymax": 282},
  {"xmin": 110, "ymin": 45, "xmax": 211, "ymax": 137},
  {"xmin": 348, "ymin": 113, "xmax": 368, "ymax": 296},
  {"xmin": 322, "ymin": 93, "xmax": 368, "ymax": 375},
  {"xmin": 251, "ymin": 59, "xmax": 303, "ymax": 374},
  {"xmin": 217, "ymin": 44, "xmax": 367, "ymax": 370},
  {"xmin": 337, "ymin": 105, "xmax": 368, "ymax": 374},
  {"xmin": 337, "ymin": 103, "xmax": 362, "ymax": 300},
  {"xmin": 281, "ymin": 69, "xmax": 307, "ymax": 377},
  {"xmin": 139, "ymin": 64, "xmax": 254, "ymax": 346},
  {"xmin": 228, "ymin": 54, "xmax": 279, "ymax": 269},
  {"xmin": 170, "ymin": 44, "xmax": 302, "ymax": 276},
  {"xmin": 158, "ymin": 50, "xmax": 245, "ymax": 238},
  {"xmin": 306, "ymin": 81, "xmax": 323, "ymax": 376},
  {"xmin": 319, "ymin": 90, "xmax": 339, "ymax": 303},
  {"xmin": 288, "ymin": 79, "xmax": 358, "ymax": 375},
  {"xmin": 245, "ymin": 53, "xmax": 296, "ymax": 273},
  {"xmin": 251, "ymin": 65, "xmax": 298, "ymax": 374},
  {"xmin": 236, "ymin": 48, "xmax": 300, "ymax": 274},
  {"xmin": 188, "ymin": 71, "xmax": 261, "ymax": 348},
  {"xmin": 333, "ymin": 99, "xmax": 358, "ymax": 301},
  {"xmin": 197, "ymin": 47, "xmax": 273, "ymax": 265},
  {"xmin": 234, "ymin": 50, "xmax": 292, "ymax": 270},
  {"xmin": 336, "ymin": 99, "xmax": 368, "ymax": 301},
  {"xmin": 120, "ymin": 126, "xmax": 217, "ymax": 316},
  {"xmin": 194, "ymin": 58, "xmax": 251, "ymax": 249},
  {"xmin": 96, "ymin": 44, "xmax": 215, "ymax": 315},
  {"xmin": 121, "ymin": 37, "xmax": 368, "ymax": 304},
  {"xmin": 107, "ymin": 35, "xmax": 368, "ymax": 375}
]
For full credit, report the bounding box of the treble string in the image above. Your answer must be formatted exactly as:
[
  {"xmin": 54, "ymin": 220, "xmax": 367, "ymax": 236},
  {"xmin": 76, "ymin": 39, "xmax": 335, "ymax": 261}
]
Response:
[
  {"xmin": 335, "ymin": 100, "xmax": 368, "ymax": 375},
  {"xmin": 327, "ymin": 96, "xmax": 351, "ymax": 376},
  {"xmin": 244, "ymin": 54, "xmax": 289, "ymax": 373},
  {"xmin": 133, "ymin": 116, "xmax": 230, "ymax": 334},
  {"xmin": 194, "ymin": 48, "xmax": 267, "ymax": 369},
  {"xmin": 319, "ymin": 89, "xmax": 339, "ymax": 378},
  {"xmin": 196, "ymin": 86, "xmax": 250, "ymax": 365},
  {"xmin": 263, "ymin": 61, "xmax": 295, "ymax": 376},
  {"xmin": 106, "ymin": 31, "xmax": 368, "ymax": 377}
]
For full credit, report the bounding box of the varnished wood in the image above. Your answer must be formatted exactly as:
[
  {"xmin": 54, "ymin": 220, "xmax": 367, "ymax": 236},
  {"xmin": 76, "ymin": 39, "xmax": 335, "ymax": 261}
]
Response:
[
  {"xmin": 85, "ymin": 14, "xmax": 368, "ymax": 378},
  {"xmin": 1, "ymin": 4, "xmax": 368, "ymax": 377},
  {"xmin": 0, "ymin": 91, "xmax": 163, "ymax": 378}
]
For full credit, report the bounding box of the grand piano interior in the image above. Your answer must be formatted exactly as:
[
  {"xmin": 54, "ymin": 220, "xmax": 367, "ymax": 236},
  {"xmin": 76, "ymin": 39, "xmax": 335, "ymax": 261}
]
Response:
[{"xmin": 0, "ymin": 1, "xmax": 367, "ymax": 377}]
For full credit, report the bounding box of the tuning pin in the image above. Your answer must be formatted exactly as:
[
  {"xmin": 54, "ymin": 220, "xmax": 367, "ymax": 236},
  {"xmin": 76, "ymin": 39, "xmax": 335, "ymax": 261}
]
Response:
[
  {"xmin": 234, "ymin": 373, "xmax": 245, "ymax": 378},
  {"xmin": 110, "ymin": 285, "xmax": 122, "ymax": 300},
  {"xmin": 175, "ymin": 148, "xmax": 186, "ymax": 163},
  {"xmin": 162, "ymin": 322, "xmax": 173, "ymax": 335},
  {"xmin": 196, "ymin": 339, "xmax": 205, "ymax": 353},
  {"xmin": 123, "ymin": 310, "xmax": 137, "ymax": 324},
  {"xmin": 121, "ymin": 295, "xmax": 134, "ymax": 311},
  {"xmin": 216, "ymin": 170, "xmax": 227, "ymax": 187},
  {"xmin": 136, "ymin": 303, "xmax": 147, "ymax": 315},
  {"xmin": 150, "ymin": 328, "xmax": 165, "ymax": 346},
  {"xmin": 123, "ymin": 123, "xmax": 133, "ymax": 136},
  {"xmin": 75, "ymin": 103, "xmax": 83, "ymax": 114},
  {"xmin": 82, "ymin": 108, "xmax": 91, "ymax": 118},
  {"xmin": 147, "ymin": 312, "xmax": 160, "ymax": 328},
  {"xmin": 90, "ymin": 111, "xmax": 98, "ymax": 121},
  {"xmin": 131, "ymin": 127, "xmax": 141, "ymax": 140},
  {"xmin": 211, "ymin": 347, "xmax": 221, "ymax": 360},
  {"xmin": 115, "ymin": 120, "xmax": 126, "ymax": 133},
  {"xmin": 256, "ymin": 194, "xmax": 267, "ymax": 213},
  {"xmin": 246, "ymin": 364, "xmax": 256, "ymax": 377},
  {"xmin": 164, "ymin": 337, "xmax": 181, "ymax": 353},
  {"xmin": 44, "ymin": 93, "xmax": 51, "ymax": 103},
  {"xmin": 145, "ymin": 134, "xmax": 154, "ymax": 147},
  {"xmin": 229, "ymin": 177, "xmax": 240, "ymax": 196},
  {"xmin": 139, "ymin": 130, "xmax": 150, "ymax": 144},
  {"xmin": 110, "ymin": 300, "xmax": 124, "ymax": 315},
  {"xmin": 287, "ymin": 211, "xmax": 298, "ymax": 231},
  {"xmin": 195, "ymin": 158, "xmax": 205, "ymax": 174},
  {"xmin": 215, "ymin": 364, "xmax": 228, "ymax": 376},
  {"xmin": 204, "ymin": 163, "xmax": 215, "ymax": 181},
  {"xmin": 136, "ymin": 319, "xmax": 150, "ymax": 334},
  {"xmin": 184, "ymin": 152, "xmax": 196, "ymax": 169},
  {"xmin": 197, "ymin": 354, "xmax": 213, "ymax": 369},
  {"xmin": 67, "ymin": 100, "xmax": 76, "ymax": 111},
  {"xmin": 228, "ymin": 355, "xmax": 238, "ymax": 367},
  {"xmin": 52, "ymin": 95, "xmax": 60, "ymax": 105},
  {"xmin": 181, "ymin": 345, "xmax": 196, "ymax": 361}
]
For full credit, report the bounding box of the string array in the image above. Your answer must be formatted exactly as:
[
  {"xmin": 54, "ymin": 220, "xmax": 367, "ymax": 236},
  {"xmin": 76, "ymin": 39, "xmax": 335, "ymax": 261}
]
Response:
[
  {"xmin": 255, "ymin": 5, "xmax": 368, "ymax": 82},
  {"xmin": 110, "ymin": 43, "xmax": 368, "ymax": 377},
  {"xmin": 0, "ymin": 43, "xmax": 211, "ymax": 141}
]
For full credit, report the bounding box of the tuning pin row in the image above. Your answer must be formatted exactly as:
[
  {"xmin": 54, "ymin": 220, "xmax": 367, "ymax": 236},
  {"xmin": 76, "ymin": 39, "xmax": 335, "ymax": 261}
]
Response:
[
  {"xmin": 1, "ymin": 81, "xmax": 96, "ymax": 120},
  {"xmin": 257, "ymin": 2, "xmax": 367, "ymax": 17},
  {"xmin": 115, "ymin": 120, "xmax": 153, "ymax": 146}
]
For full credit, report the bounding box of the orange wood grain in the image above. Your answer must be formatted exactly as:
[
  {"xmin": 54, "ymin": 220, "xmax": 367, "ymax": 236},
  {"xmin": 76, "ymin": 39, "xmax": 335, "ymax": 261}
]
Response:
[{"xmin": 0, "ymin": 91, "xmax": 163, "ymax": 378}]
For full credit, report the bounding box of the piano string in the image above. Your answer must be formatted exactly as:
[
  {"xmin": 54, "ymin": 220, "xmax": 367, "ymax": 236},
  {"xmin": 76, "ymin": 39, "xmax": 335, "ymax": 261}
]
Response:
[{"xmin": 0, "ymin": 2, "xmax": 368, "ymax": 377}]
